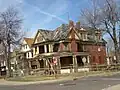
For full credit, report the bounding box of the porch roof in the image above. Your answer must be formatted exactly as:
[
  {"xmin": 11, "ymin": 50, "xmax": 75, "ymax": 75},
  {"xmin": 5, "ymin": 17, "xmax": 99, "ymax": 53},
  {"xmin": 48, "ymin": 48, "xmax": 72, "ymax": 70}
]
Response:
[{"xmin": 33, "ymin": 51, "xmax": 89, "ymax": 59}]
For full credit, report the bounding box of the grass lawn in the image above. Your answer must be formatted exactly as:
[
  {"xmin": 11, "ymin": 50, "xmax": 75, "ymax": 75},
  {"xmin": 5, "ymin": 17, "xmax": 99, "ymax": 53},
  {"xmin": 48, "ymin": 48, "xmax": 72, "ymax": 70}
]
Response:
[
  {"xmin": 7, "ymin": 75, "xmax": 56, "ymax": 82},
  {"xmin": 6, "ymin": 71, "xmax": 120, "ymax": 82}
]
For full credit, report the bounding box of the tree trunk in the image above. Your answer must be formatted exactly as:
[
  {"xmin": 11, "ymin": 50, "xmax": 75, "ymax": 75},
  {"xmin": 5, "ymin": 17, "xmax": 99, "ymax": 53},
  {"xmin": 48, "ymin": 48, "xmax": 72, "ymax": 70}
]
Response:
[
  {"xmin": 113, "ymin": 27, "xmax": 119, "ymax": 63},
  {"xmin": 6, "ymin": 43, "xmax": 12, "ymax": 77},
  {"xmin": 114, "ymin": 42, "xmax": 119, "ymax": 63}
]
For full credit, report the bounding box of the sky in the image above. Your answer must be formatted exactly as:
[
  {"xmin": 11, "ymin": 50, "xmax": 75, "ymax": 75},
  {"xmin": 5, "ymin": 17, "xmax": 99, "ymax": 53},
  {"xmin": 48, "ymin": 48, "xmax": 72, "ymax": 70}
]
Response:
[{"xmin": 0, "ymin": 0, "xmax": 91, "ymax": 37}]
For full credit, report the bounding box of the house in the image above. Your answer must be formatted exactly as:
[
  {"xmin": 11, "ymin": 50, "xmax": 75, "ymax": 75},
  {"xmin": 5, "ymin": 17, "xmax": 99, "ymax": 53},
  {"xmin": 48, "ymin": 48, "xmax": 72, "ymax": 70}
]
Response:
[
  {"xmin": 18, "ymin": 38, "xmax": 34, "ymax": 75},
  {"xmin": 0, "ymin": 42, "xmax": 6, "ymax": 76},
  {"xmin": 20, "ymin": 20, "xmax": 106, "ymax": 74}
]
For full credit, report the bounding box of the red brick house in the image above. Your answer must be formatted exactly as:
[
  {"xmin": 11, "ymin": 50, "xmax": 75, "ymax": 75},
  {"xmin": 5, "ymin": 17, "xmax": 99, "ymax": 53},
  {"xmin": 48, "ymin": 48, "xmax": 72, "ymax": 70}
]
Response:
[{"xmin": 20, "ymin": 20, "xmax": 106, "ymax": 74}]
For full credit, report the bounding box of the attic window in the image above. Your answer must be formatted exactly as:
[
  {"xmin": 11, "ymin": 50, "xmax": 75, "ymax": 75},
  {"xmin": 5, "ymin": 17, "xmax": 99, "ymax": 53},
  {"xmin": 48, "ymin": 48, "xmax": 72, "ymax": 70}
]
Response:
[{"xmin": 26, "ymin": 45, "xmax": 27, "ymax": 49}]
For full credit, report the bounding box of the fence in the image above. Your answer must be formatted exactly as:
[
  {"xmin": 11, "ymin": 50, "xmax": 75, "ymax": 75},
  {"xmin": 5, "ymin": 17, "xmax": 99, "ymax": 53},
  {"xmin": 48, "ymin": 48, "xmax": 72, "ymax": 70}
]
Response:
[{"xmin": 25, "ymin": 64, "xmax": 120, "ymax": 76}]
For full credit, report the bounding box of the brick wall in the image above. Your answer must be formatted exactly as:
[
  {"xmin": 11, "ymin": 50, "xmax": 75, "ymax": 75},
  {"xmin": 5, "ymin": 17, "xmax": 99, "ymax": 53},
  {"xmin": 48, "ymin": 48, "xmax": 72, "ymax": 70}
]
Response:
[{"xmin": 86, "ymin": 45, "xmax": 106, "ymax": 64}]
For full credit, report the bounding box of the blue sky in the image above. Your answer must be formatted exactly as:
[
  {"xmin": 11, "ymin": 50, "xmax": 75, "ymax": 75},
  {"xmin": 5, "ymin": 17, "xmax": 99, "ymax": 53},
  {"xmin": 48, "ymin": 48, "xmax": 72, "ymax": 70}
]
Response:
[{"xmin": 0, "ymin": 0, "xmax": 91, "ymax": 37}]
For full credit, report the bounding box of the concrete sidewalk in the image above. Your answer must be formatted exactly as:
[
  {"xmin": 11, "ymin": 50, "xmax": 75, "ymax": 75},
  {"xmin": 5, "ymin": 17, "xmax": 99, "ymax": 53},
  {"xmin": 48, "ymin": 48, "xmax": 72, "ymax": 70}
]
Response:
[
  {"xmin": 0, "ymin": 77, "xmax": 72, "ymax": 86},
  {"xmin": 105, "ymin": 84, "xmax": 120, "ymax": 90}
]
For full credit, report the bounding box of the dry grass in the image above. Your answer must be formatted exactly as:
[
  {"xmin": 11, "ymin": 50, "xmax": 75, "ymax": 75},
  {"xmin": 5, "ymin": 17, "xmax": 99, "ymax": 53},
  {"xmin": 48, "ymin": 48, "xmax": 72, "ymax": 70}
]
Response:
[{"xmin": 7, "ymin": 71, "xmax": 120, "ymax": 82}]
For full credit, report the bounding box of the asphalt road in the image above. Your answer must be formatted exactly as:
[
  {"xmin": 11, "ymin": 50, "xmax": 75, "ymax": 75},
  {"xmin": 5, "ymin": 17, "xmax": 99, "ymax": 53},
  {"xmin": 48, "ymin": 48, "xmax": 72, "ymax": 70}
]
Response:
[{"xmin": 1, "ymin": 74, "xmax": 120, "ymax": 90}]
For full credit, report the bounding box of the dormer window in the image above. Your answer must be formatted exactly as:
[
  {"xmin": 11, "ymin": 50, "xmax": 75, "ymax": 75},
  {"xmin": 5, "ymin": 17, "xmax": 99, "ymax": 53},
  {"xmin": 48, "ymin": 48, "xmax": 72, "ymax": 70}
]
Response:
[
  {"xmin": 95, "ymin": 34, "xmax": 101, "ymax": 41},
  {"xmin": 26, "ymin": 45, "xmax": 27, "ymax": 49},
  {"xmin": 24, "ymin": 45, "xmax": 27, "ymax": 49},
  {"xmin": 81, "ymin": 33, "xmax": 87, "ymax": 40}
]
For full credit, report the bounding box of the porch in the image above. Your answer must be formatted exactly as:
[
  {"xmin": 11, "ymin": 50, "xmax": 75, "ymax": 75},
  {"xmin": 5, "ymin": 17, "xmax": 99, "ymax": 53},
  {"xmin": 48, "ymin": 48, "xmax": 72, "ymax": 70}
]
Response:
[{"xmin": 28, "ymin": 52, "xmax": 90, "ymax": 74}]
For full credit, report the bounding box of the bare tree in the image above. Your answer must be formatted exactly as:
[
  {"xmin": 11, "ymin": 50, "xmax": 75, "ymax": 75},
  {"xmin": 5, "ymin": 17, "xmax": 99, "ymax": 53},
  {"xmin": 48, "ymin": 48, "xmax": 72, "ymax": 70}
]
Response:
[
  {"xmin": 80, "ymin": 0, "xmax": 102, "ymax": 28},
  {"xmin": 80, "ymin": 0, "xmax": 120, "ymax": 63},
  {"xmin": 0, "ymin": 7, "xmax": 23, "ymax": 77}
]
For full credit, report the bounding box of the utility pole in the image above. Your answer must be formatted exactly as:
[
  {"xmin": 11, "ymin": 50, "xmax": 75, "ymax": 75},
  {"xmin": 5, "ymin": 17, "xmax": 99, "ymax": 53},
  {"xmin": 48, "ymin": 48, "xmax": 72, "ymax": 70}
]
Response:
[{"xmin": 67, "ymin": 12, "xmax": 70, "ymax": 23}]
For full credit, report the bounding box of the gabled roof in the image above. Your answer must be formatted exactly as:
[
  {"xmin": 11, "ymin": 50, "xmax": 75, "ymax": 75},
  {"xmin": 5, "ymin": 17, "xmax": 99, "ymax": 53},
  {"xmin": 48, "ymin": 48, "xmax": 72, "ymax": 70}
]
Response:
[
  {"xmin": 39, "ymin": 29, "xmax": 54, "ymax": 40},
  {"xmin": 53, "ymin": 24, "xmax": 69, "ymax": 40},
  {"xmin": 31, "ymin": 21, "xmax": 105, "ymax": 44},
  {"xmin": 24, "ymin": 38, "xmax": 34, "ymax": 47}
]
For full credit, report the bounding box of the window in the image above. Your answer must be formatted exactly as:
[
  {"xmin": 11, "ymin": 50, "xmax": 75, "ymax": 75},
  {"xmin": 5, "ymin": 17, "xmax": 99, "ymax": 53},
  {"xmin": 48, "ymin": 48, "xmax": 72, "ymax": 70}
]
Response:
[
  {"xmin": 99, "ymin": 56, "xmax": 102, "ymax": 64},
  {"xmin": 39, "ymin": 45, "xmax": 44, "ymax": 54},
  {"xmin": 53, "ymin": 44, "xmax": 59, "ymax": 52},
  {"xmin": 32, "ymin": 52, "xmax": 33, "ymax": 57},
  {"xmin": 24, "ymin": 45, "xmax": 27, "ymax": 49},
  {"xmin": 24, "ymin": 53, "xmax": 26, "ymax": 58},
  {"xmin": 28, "ymin": 53, "xmax": 29, "ymax": 57},
  {"xmin": 63, "ymin": 42, "xmax": 69, "ymax": 51},
  {"xmin": 83, "ymin": 45, "xmax": 87, "ymax": 51},
  {"xmin": 77, "ymin": 43, "xmax": 83, "ymax": 52},
  {"xmin": 46, "ymin": 44, "xmax": 49, "ymax": 53},
  {"xmin": 81, "ymin": 33, "xmax": 87, "ymax": 40},
  {"xmin": 93, "ymin": 56, "xmax": 95, "ymax": 63},
  {"xmin": 95, "ymin": 35, "xmax": 101, "ymax": 41},
  {"xmin": 26, "ymin": 45, "xmax": 27, "ymax": 49}
]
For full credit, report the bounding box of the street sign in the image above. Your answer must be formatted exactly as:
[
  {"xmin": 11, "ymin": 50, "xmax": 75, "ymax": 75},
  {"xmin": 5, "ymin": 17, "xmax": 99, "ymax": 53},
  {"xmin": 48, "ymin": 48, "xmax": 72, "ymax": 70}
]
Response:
[
  {"xmin": 53, "ymin": 57, "xmax": 57, "ymax": 65},
  {"xmin": 82, "ymin": 57, "xmax": 86, "ymax": 63}
]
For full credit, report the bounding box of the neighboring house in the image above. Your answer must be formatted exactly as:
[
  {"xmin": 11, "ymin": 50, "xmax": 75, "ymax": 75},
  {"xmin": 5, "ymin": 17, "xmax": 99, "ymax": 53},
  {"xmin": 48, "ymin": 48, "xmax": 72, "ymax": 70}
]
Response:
[
  {"xmin": 0, "ymin": 42, "xmax": 6, "ymax": 76},
  {"xmin": 19, "ymin": 38, "xmax": 34, "ymax": 75},
  {"xmin": 21, "ymin": 38, "xmax": 34, "ymax": 59},
  {"xmin": 20, "ymin": 20, "xmax": 106, "ymax": 74}
]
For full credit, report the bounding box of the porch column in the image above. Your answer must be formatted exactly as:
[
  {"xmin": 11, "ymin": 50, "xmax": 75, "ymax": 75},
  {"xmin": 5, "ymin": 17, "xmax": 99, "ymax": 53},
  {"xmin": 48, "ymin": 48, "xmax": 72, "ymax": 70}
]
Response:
[
  {"xmin": 73, "ymin": 55, "xmax": 78, "ymax": 73},
  {"xmin": 49, "ymin": 44, "xmax": 53, "ymax": 52},
  {"xmin": 44, "ymin": 45, "xmax": 47, "ymax": 53},
  {"xmin": 28, "ymin": 61, "xmax": 31, "ymax": 69},
  {"xmin": 57, "ymin": 57, "xmax": 61, "ymax": 74},
  {"xmin": 43, "ymin": 58, "xmax": 47, "ymax": 69},
  {"xmin": 37, "ymin": 46, "xmax": 39, "ymax": 54},
  {"xmin": 87, "ymin": 56, "xmax": 90, "ymax": 64}
]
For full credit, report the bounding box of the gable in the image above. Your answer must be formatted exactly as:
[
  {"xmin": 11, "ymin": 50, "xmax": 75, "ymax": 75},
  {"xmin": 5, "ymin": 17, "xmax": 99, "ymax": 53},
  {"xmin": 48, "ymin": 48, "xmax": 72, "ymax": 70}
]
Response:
[
  {"xmin": 21, "ymin": 39, "xmax": 31, "ymax": 51},
  {"xmin": 68, "ymin": 28, "xmax": 80, "ymax": 40},
  {"xmin": 22, "ymin": 39, "xmax": 27, "ymax": 45},
  {"xmin": 34, "ymin": 31, "xmax": 45, "ymax": 44}
]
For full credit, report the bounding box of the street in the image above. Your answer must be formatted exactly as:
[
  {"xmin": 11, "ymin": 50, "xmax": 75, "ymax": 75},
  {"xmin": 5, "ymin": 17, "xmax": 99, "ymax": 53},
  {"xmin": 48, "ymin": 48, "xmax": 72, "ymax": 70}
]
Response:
[{"xmin": 1, "ymin": 74, "xmax": 120, "ymax": 90}]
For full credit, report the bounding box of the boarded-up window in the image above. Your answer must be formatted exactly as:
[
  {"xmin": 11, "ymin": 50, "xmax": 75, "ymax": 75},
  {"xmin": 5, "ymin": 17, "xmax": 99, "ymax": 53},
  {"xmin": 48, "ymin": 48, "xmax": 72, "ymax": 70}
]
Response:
[
  {"xmin": 53, "ymin": 44, "xmax": 59, "ymax": 52},
  {"xmin": 46, "ymin": 44, "xmax": 49, "ymax": 53},
  {"xmin": 99, "ymin": 56, "xmax": 102, "ymax": 64},
  {"xmin": 32, "ymin": 52, "xmax": 33, "ymax": 57},
  {"xmin": 77, "ymin": 43, "xmax": 83, "ymax": 52},
  {"xmin": 63, "ymin": 42, "xmax": 69, "ymax": 51},
  {"xmin": 93, "ymin": 56, "xmax": 95, "ymax": 63}
]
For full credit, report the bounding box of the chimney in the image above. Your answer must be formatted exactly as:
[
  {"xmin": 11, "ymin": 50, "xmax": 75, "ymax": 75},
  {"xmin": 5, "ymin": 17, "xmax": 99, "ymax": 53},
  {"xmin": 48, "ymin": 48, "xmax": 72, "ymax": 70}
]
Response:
[
  {"xmin": 69, "ymin": 20, "xmax": 74, "ymax": 27},
  {"xmin": 76, "ymin": 21, "xmax": 80, "ymax": 29}
]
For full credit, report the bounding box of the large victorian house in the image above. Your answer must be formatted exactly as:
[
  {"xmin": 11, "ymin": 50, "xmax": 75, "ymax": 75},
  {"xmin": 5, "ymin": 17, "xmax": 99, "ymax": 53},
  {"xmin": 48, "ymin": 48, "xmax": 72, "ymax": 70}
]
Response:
[{"xmin": 20, "ymin": 21, "xmax": 106, "ymax": 74}]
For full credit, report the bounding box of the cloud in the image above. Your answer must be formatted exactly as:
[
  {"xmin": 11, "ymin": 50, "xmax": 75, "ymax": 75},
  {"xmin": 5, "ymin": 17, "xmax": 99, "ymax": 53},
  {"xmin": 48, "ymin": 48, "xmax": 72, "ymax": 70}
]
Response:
[
  {"xmin": 41, "ymin": 0, "xmax": 69, "ymax": 24},
  {"xmin": 34, "ymin": 6, "xmax": 67, "ymax": 23},
  {"xmin": 24, "ymin": 0, "xmax": 69, "ymax": 24}
]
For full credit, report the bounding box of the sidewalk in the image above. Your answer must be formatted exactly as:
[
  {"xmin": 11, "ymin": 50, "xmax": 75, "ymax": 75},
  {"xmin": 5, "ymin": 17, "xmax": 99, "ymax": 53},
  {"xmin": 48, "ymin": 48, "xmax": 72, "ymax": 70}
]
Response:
[{"xmin": 105, "ymin": 84, "xmax": 120, "ymax": 90}]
